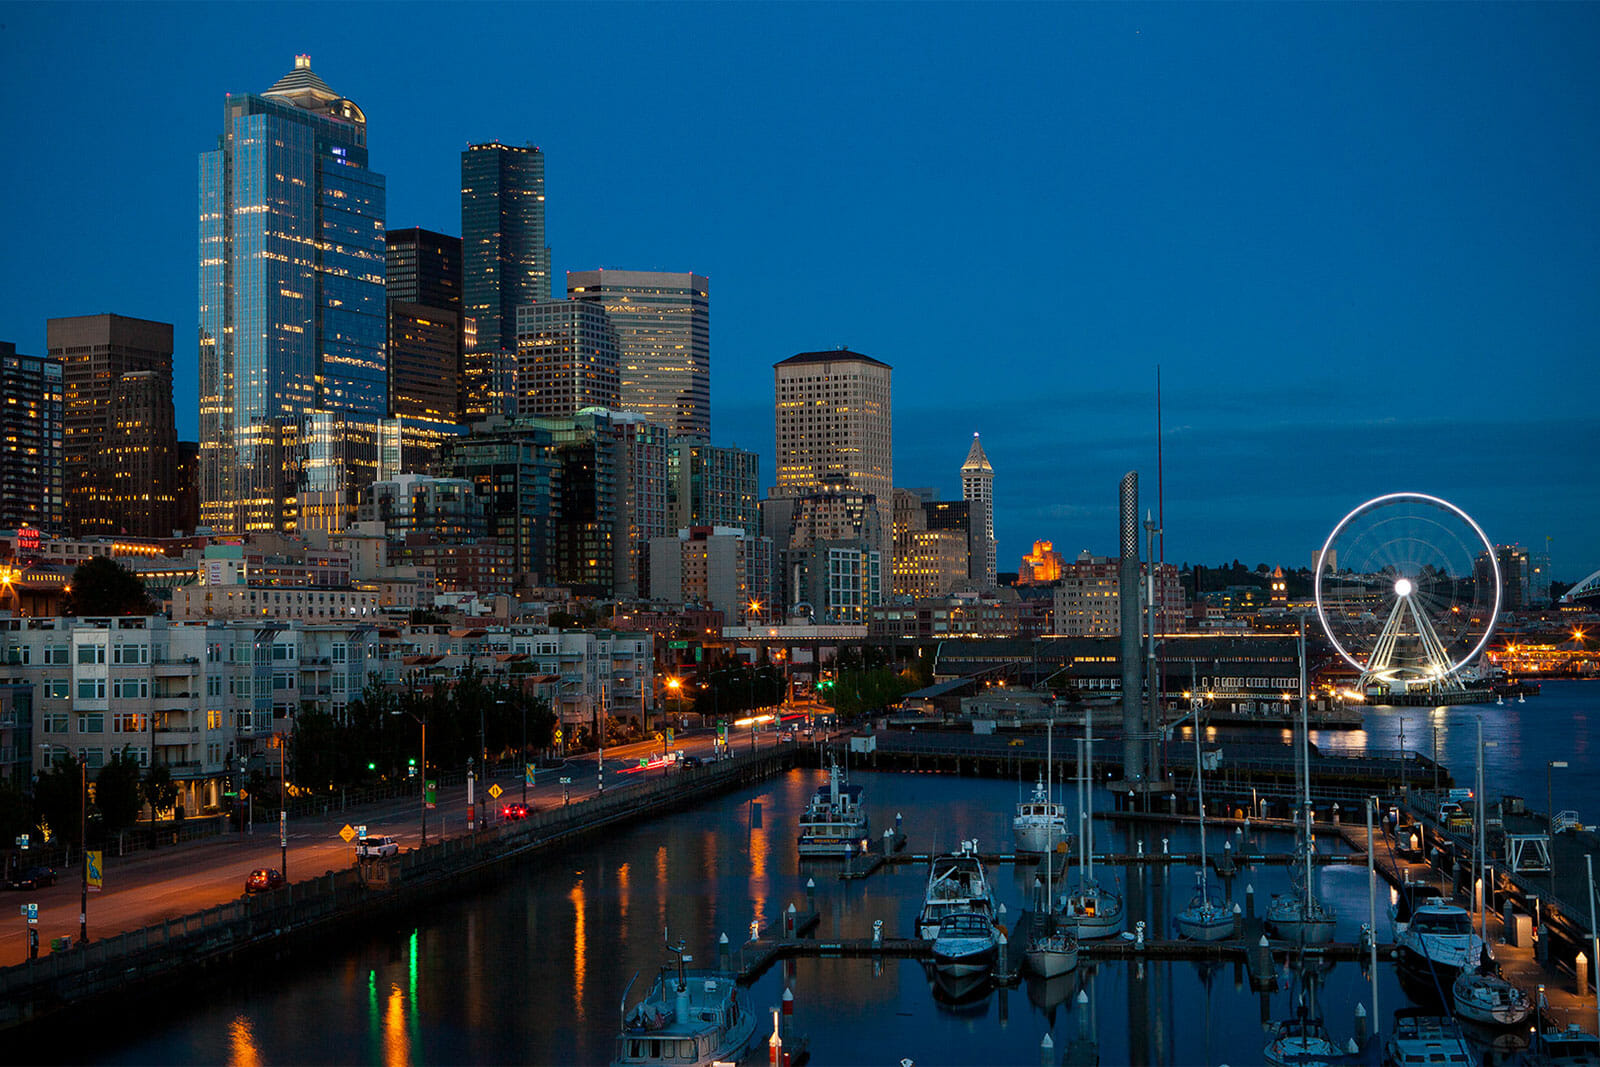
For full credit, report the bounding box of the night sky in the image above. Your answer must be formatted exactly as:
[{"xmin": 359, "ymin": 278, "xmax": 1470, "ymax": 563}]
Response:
[{"xmin": 3, "ymin": 3, "xmax": 1596, "ymax": 580}]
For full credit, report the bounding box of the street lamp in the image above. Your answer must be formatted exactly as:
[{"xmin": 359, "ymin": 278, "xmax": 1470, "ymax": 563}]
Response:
[
  {"xmin": 666, "ymin": 677, "xmax": 683, "ymax": 727},
  {"xmin": 391, "ymin": 709, "xmax": 428, "ymax": 848},
  {"xmin": 1549, "ymin": 760, "xmax": 1569, "ymax": 894}
]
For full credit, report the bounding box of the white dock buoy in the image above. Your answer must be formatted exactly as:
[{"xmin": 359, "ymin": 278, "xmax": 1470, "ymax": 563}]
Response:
[
  {"xmin": 1040, "ymin": 1033, "xmax": 1054, "ymax": 1067},
  {"xmin": 1135, "ymin": 920, "xmax": 1146, "ymax": 949}
]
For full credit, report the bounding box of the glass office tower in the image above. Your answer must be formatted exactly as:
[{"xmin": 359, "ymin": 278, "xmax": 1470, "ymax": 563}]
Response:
[
  {"xmin": 461, "ymin": 142, "xmax": 550, "ymax": 355},
  {"xmin": 199, "ymin": 55, "xmax": 387, "ymax": 534}
]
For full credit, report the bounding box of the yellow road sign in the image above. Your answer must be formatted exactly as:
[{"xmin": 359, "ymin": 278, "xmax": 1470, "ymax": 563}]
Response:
[
  {"xmin": 339, "ymin": 824, "xmax": 356, "ymax": 843},
  {"xmin": 488, "ymin": 783, "xmax": 503, "ymax": 800}
]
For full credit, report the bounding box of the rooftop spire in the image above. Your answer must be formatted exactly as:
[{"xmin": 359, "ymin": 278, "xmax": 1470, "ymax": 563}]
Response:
[{"xmin": 961, "ymin": 432, "xmax": 992, "ymax": 474}]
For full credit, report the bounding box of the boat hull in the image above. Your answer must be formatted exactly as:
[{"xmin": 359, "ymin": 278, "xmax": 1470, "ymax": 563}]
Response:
[
  {"xmin": 1452, "ymin": 972, "xmax": 1533, "ymax": 1028},
  {"xmin": 796, "ymin": 832, "xmax": 867, "ymax": 857},
  {"xmin": 932, "ymin": 936, "xmax": 998, "ymax": 976},
  {"xmin": 1264, "ymin": 899, "xmax": 1337, "ymax": 945},
  {"xmin": 1174, "ymin": 909, "xmax": 1235, "ymax": 942},
  {"xmin": 1012, "ymin": 819, "xmax": 1069, "ymax": 854},
  {"xmin": 1024, "ymin": 937, "xmax": 1079, "ymax": 977}
]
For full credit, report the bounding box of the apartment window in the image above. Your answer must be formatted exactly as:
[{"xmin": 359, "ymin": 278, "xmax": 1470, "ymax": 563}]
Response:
[
  {"xmin": 112, "ymin": 678, "xmax": 149, "ymax": 699},
  {"xmin": 207, "ymin": 676, "xmax": 222, "ymax": 697},
  {"xmin": 77, "ymin": 644, "xmax": 106, "ymax": 665},
  {"xmin": 82, "ymin": 748, "xmax": 105, "ymax": 770},
  {"xmin": 7, "ymin": 645, "xmax": 29, "ymax": 665},
  {"xmin": 331, "ymin": 643, "xmax": 347, "ymax": 664},
  {"xmin": 44, "ymin": 645, "xmax": 69, "ymax": 665},
  {"xmin": 77, "ymin": 712, "xmax": 105, "ymax": 733},
  {"xmin": 112, "ymin": 711, "xmax": 147, "ymax": 732},
  {"xmin": 206, "ymin": 709, "xmax": 222, "ymax": 730},
  {"xmin": 46, "ymin": 679, "xmax": 70, "ymax": 699},
  {"xmin": 43, "ymin": 712, "xmax": 68, "ymax": 733},
  {"xmin": 273, "ymin": 674, "xmax": 294, "ymax": 691},
  {"xmin": 76, "ymin": 678, "xmax": 106, "ymax": 701},
  {"xmin": 112, "ymin": 644, "xmax": 150, "ymax": 665}
]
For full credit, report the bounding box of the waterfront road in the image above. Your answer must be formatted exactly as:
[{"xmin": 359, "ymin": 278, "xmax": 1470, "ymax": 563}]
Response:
[{"xmin": 0, "ymin": 727, "xmax": 813, "ymax": 966}]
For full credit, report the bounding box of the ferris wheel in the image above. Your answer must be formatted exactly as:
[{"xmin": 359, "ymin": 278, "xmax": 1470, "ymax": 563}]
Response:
[{"xmin": 1313, "ymin": 492, "xmax": 1501, "ymax": 696}]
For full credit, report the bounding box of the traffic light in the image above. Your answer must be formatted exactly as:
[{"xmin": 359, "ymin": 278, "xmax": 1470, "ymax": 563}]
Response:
[
  {"xmin": 407, "ymin": 758, "xmax": 416, "ymax": 778},
  {"xmin": 368, "ymin": 761, "xmax": 377, "ymax": 772}
]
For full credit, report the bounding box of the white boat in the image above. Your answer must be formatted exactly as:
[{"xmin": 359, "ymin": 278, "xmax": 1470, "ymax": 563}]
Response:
[
  {"xmin": 1024, "ymin": 721, "xmax": 1079, "ymax": 977},
  {"xmin": 1394, "ymin": 897, "xmax": 1486, "ymax": 983},
  {"xmin": 1265, "ymin": 1015, "xmax": 1366, "ymax": 1066},
  {"xmin": 612, "ymin": 939, "xmax": 757, "ymax": 1067},
  {"xmin": 1013, "ymin": 777, "xmax": 1069, "ymax": 854},
  {"xmin": 1383, "ymin": 1009, "xmax": 1471, "ymax": 1066},
  {"xmin": 1061, "ymin": 707, "xmax": 1123, "ymax": 939},
  {"xmin": 917, "ymin": 840, "xmax": 995, "ymax": 940},
  {"xmin": 1266, "ymin": 620, "xmax": 1338, "ymax": 946},
  {"xmin": 796, "ymin": 759, "xmax": 868, "ymax": 857},
  {"xmin": 1453, "ymin": 967, "xmax": 1533, "ymax": 1027},
  {"xmin": 931, "ymin": 909, "xmax": 1000, "ymax": 976},
  {"xmin": 1451, "ymin": 718, "xmax": 1532, "ymax": 1028},
  {"xmin": 1173, "ymin": 690, "xmax": 1233, "ymax": 942}
]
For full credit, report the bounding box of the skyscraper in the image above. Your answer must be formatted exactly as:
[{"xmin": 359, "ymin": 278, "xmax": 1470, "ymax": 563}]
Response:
[
  {"xmin": 514, "ymin": 301, "xmax": 620, "ymax": 418},
  {"xmin": 0, "ymin": 342, "xmax": 63, "ymax": 534},
  {"xmin": 48, "ymin": 314, "xmax": 178, "ymax": 539},
  {"xmin": 198, "ymin": 55, "xmax": 387, "ymax": 535},
  {"xmin": 461, "ymin": 141, "xmax": 549, "ymax": 358},
  {"xmin": 385, "ymin": 228, "xmax": 466, "ymax": 475},
  {"xmin": 568, "ymin": 270, "xmax": 710, "ymax": 439},
  {"xmin": 961, "ymin": 433, "xmax": 996, "ymax": 589},
  {"xmin": 773, "ymin": 350, "xmax": 892, "ymax": 502}
]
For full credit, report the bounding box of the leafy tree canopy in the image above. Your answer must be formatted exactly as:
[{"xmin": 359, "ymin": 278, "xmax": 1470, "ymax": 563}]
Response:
[{"xmin": 66, "ymin": 556, "xmax": 154, "ymax": 616}]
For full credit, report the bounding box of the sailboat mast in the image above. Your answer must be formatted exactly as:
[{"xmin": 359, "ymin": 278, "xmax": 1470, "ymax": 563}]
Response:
[
  {"xmin": 1086, "ymin": 705, "xmax": 1094, "ymax": 883},
  {"xmin": 1299, "ymin": 616, "xmax": 1314, "ymax": 902},
  {"xmin": 1476, "ymin": 717, "xmax": 1487, "ymax": 940},
  {"xmin": 1194, "ymin": 697, "xmax": 1208, "ymax": 896}
]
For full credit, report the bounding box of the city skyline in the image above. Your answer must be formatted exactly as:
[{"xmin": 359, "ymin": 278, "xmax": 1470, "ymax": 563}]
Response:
[{"xmin": 2, "ymin": 5, "xmax": 1596, "ymax": 575}]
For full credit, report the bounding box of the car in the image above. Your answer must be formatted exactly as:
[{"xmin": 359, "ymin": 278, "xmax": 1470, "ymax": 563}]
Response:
[
  {"xmin": 356, "ymin": 834, "xmax": 400, "ymax": 859},
  {"xmin": 500, "ymin": 803, "xmax": 529, "ymax": 820},
  {"xmin": 778, "ymin": 730, "xmax": 796, "ymax": 743},
  {"xmin": 10, "ymin": 865, "xmax": 56, "ymax": 890},
  {"xmin": 244, "ymin": 867, "xmax": 284, "ymax": 894},
  {"xmin": 679, "ymin": 754, "xmax": 703, "ymax": 768}
]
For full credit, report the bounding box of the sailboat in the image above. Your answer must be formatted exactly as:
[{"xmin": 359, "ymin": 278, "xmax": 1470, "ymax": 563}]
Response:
[
  {"xmin": 1173, "ymin": 690, "xmax": 1232, "ymax": 941},
  {"xmin": 1024, "ymin": 719, "xmax": 1079, "ymax": 977},
  {"xmin": 1265, "ymin": 618, "xmax": 1337, "ymax": 945},
  {"xmin": 1059, "ymin": 706, "xmax": 1123, "ymax": 939},
  {"xmin": 1452, "ymin": 718, "xmax": 1533, "ymax": 1028},
  {"xmin": 1262, "ymin": 959, "xmax": 1366, "ymax": 1066}
]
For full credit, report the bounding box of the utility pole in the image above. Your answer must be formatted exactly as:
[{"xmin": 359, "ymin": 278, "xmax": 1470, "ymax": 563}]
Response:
[{"xmin": 78, "ymin": 752, "xmax": 87, "ymax": 946}]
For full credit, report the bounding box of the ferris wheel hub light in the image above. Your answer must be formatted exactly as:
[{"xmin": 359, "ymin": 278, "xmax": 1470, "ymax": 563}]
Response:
[{"xmin": 1394, "ymin": 578, "xmax": 1414, "ymax": 597}]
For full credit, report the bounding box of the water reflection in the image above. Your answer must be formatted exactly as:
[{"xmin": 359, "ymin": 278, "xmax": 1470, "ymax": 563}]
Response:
[
  {"xmin": 226, "ymin": 1016, "xmax": 260, "ymax": 1067},
  {"xmin": 570, "ymin": 880, "xmax": 587, "ymax": 1021},
  {"xmin": 383, "ymin": 983, "xmax": 409, "ymax": 1067}
]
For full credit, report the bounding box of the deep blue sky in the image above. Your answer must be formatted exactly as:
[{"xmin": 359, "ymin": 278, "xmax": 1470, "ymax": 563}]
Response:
[{"xmin": 3, "ymin": 3, "xmax": 1597, "ymax": 580}]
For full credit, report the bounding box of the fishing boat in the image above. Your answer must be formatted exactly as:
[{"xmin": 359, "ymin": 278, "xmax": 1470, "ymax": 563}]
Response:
[
  {"xmin": 1266, "ymin": 620, "xmax": 1338, "ymax": 946},
  {"xmin": 796, "ymin": 758, "xmax": 869, "ymax": 857},
  {"xmin": 931, "ymin": 909, "xmax": 1001, "ymax": 976},
  {"xmin": 1023, "ymin": 721, "xmax": 1079, "ymax": 976},
  {"xmin": 1013, "ymin": 746, "xmax": 1070, "ymax": 857},
  {"xmin": 612, "ymin": 937, "xmax": 757, "ymax": 1067},
  {"xmin": 1382, "ymin": 1009, "xmax": 1471, "ymax": 1066},
  {"xmin": 1061, "ymin": 707, "xmax": 1123, "ymax": 939},
  {"xmin": 1173, "ymin": 690, "xmax": 1233, "ymax": 942},
  {"xmin": 917, "ymin": 839, "xmax": 996, "ymax": 940},
  {"xmin": 1452, "ymin": 718, "xmax": 1533, "ymax": 1028}
]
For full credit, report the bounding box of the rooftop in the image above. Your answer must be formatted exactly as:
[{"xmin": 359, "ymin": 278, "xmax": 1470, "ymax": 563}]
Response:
[{"xmin": 776, "ymin": 349, "xmax": 891, "ymax": 370}]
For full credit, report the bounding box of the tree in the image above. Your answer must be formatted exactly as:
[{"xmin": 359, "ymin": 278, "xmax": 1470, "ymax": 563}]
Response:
[
  {"xmin": 95, "ymin": 748, "xmax": 145, "ymax": 838},
  {"xmin": 33, "ymin": 753, "xmax": 86, "ymax": 847},
  {"xmin": 141, "ymin": 762, "xmax": 179, "ymax": 841},
  {"xmin": 66, "ymin": 556, "xmax": 154, "ymax": 616}
]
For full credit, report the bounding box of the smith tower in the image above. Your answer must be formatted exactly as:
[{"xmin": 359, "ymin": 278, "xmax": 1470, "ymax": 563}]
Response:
[
  {"xmin": 961, "ymin": 433, "xmax": 996, "ymax": 588},
  {"xmin": 198, "ymin": 55, "xmax": 388, "ymax": 534}
]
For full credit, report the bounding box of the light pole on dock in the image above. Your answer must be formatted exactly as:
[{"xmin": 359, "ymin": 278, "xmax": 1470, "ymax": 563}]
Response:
[{"xmin": 1549, "ymin": 760, "xmax": 1568, "ymax": 896}]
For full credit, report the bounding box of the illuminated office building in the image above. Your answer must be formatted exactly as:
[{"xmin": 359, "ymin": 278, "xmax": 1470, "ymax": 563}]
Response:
[
  {"xmin": 960, "ymin": 433, "xmax": 996, "ymax": 589},
  {"xmin": 198, "ymin": 55, "xmax": 387, "ymax": 535},
  {"xmin": 513, "ymin": 301, "xmax": 620, "ymax": 418},
  {"xmin": 568, "ymin": 270, "xmax": 710, "ymax": 440},
  {"xmin": 462, "ymin": 142, "xmax": 548, "ymax": 417},
  {"xmin": 0, "ymin": 342, "xmax": 63, "ymax": 534},
  {"xmin": 666, "ymin": 440, "xmax": 759, "ymax": 536},
  {"xmin": 47, "ymin": 314, "xmax": 178, "ymax": 539},
  {"xmin": 385, "ymin": 227, "xmax": 465, "ymax": 428}
]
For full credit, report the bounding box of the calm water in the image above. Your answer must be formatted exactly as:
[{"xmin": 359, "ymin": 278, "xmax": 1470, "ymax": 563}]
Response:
[{"xmin": 77, "ymin": 681, "xmax": 1596, "ymax": 1066}]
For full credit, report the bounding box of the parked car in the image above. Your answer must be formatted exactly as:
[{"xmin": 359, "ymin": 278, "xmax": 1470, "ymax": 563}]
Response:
[
  {"xmin": 244, "ymin": 867, "xmax": 284, "ymax": 894},
  {"xmin": 356, "ymin": 835, "xmax": 400, "ymax": 859},
  {"xmin": 10, "ymin": 865, "xmax": 56, "ymax": 890},
  {"xmin": 778, "ymin": 729, "xmax": 796, "ymax": 743},
  {"xmin": 500, "ymin": 803, "xmax": 529, "ymax": 820}
]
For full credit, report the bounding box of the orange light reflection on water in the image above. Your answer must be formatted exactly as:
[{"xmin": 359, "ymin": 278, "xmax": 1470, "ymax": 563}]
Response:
[
  {"xmin": 618, "ymin": 861, "xmax": 630, "ymax": 926},
  {"xmin": 227, "ymin": 1015, "xmax": 261, "ymax": 1067},
  {"xmin": 570, "ymin": 880, "xmax": 588, "ymax": 1022},
  {"xmin": 384, "ymin": 983, "xmax": 410, "ymax": 1067}
]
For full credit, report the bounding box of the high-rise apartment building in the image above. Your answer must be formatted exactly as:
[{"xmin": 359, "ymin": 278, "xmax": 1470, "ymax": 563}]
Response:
[
  {"xmin": 461, "ymin": 142, "xmax": 548, "ymax": 419},
  {"xmin": 961, "ymin": 433, "xmax": 996, "ymax": 589},
  {"xmin": 48, "ymin": 314, "xmax": 177, "ymax": 538},
  {"xmin": 0, "ymin": 343, "xmax": 63, "ymax": 533},
  {"xmin": 198, "ymin": 55, "xmax": 388, "ymax": 535},
  {"xmin": 514, "ymin": 301, "xmax": 621, "ymax": 418},
  {"xmin": 666, "ymin": 440, "xmax": 759, "ymax": 536},
  {"xmin": 568, "ymin": 270, "xmax": 710, "ymax": 439}
]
